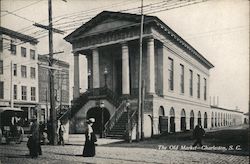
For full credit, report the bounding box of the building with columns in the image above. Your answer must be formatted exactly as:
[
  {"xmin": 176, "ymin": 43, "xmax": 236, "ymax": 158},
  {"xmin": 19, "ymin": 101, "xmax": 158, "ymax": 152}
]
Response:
[{"xmin": 64, "ymin": 11, "xmax": 243, "ymax": 137}]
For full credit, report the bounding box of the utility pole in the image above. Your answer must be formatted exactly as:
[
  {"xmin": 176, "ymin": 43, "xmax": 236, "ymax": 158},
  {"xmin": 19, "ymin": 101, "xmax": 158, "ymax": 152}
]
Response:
[
  {"xmin": 10, "ymin": 61, "xmax": 13, "ymax": 109},
  {"xmin": 33, "ymin": 0, "xmax": 65, "ymax": 145},
  {"xmin": 137, "ymin": 0, "xmax": 144, "ymax": 142},
  {"xmin": 48, "ymin": 0, "xmax": 57, "ymax": 145}
]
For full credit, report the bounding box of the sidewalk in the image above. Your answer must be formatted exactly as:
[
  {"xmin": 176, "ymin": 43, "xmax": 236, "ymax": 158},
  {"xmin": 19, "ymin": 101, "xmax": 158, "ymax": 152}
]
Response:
[{"xmin": 67, "ymin": 134, "xmax": 123, "ymax": 146}]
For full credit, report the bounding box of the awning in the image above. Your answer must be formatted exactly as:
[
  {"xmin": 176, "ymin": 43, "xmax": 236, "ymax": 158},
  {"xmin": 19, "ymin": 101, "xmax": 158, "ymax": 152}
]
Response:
[{"xmin": 0, "ymin": 107, "xmax": 23, "ymax": 113}]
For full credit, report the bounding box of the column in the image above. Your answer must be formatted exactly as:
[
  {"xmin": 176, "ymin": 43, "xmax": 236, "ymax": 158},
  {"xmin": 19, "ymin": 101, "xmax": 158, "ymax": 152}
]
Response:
[
  {"xmin": 147, "ymin": 38, "xmax": 155, "ymax": 94},
  {"xmin": 73, "ymin": 52, "xmax": 80, "ymax": 99},
  {"xmin": 92, "ymin": 48, "xmax": 100, "ymax": 88},
  {"xmin": 122, "ymin": 42, "xmax": 130, "ymax": 95}
]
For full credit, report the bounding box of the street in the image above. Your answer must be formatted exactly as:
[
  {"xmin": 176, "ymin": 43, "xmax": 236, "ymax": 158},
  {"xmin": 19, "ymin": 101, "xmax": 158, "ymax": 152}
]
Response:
[{"xmin": 0, "ymin": 135, "xmax": 249, "ymax": 164}]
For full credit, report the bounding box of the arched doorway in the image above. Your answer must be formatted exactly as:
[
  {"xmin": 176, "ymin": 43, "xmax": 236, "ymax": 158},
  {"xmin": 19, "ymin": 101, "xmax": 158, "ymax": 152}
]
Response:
[
  {"xmin": 180, "ymin": 109, "xmax": 186, "ymax": 131},
  {"xmin": 87, "ymin": 107, "xmax": 110, "ymax": 134},
  {"xmin": 190, "ymin": 110, "xmax": 194, "ymax": 130},
  {"xmin": 215, "ymin": 112, "xmax": 217, "ymax": 127},
  {"xmin": 198, "ymin": 111, "xmax": 201, "ymax": 126},
  {"xmin": 211, "ymin": 112, "xmax": 214, "ymax": 127},
  {"xmin": 204, "ymin": 112, "xmax": 207, "ymax": 128},
  {"xmin": 218, "ymin": 113, "xmax": 220, "ymax": 127},
  {"xmin": 144, "ymin": 115, "xmax": 153, "ymax": 138},
  {"xmin": 158, "ymin": 106, "xmax": 167, "ymax": 133},
  {"xmin": 170, "ymin": 107, "xmax": 175, "ymax": 133}
]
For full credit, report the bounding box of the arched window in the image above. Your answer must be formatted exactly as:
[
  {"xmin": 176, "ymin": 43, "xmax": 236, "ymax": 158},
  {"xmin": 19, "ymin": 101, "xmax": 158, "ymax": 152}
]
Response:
[
  {"xmin": 169, "ymin": 107, "xmax": 175, "ymax": 132},
  {"xmin": 180, "ymin": 109, "xmax": 186, "ymax": 131},
  {"xmin": 211, "ymin": 112, "xmax": 214, "ymax": 127},
  {"xmin": 190, "ymin": 110, "xmax": 195, "ymax": 130},
  {"xmin": 204, "ymin": 112, "xmax": 207, "ymax": 128},
  {"xmin": 198, "ymin": 111, "xmax": 201, "ymax": 126}
]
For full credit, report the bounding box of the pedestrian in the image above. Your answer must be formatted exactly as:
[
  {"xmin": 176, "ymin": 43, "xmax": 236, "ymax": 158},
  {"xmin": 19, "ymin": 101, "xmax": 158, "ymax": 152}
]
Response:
[
  {"xmin": 58, "ymin": 120, "xmax": 65, "ymax": 146},
  {"xmin": 29, "ymin": 116, "xmax": 41, "ymax": 158},
  {"xmin": 83, "ymin": 118, "xmax": 97, "ymax": 157},
  {"xmin": 192, "ymin": 124, "xmax": 205, "ymax": 147}
]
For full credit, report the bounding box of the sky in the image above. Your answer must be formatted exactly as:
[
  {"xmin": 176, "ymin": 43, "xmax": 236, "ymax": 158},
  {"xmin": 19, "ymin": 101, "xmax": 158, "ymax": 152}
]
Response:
[{"xmin": 1, "ymin": 0, "xmax": 249, "ymax": 113}]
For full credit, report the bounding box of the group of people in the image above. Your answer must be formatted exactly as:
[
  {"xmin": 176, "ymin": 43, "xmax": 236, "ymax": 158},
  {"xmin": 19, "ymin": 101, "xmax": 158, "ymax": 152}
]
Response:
[
  {"xmin": 27, "ymin": 118, "xmax": 66, "ymax": 158},
  {"xmin": 27, "ymin": 116, "xmax": 204, "ymax": 158},
  {"xmin": 27, "ymin": 117, "xmax": 97, "ymax": 158}
]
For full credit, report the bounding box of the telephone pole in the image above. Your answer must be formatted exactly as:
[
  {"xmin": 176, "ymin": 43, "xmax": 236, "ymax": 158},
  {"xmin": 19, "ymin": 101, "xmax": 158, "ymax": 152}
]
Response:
[
  {"xmin": 33, "ymin": 0, "xmax": 65, "ymax": 145},
  {"xmin": 137, "ymin": 0, "xmax": 144, "ymax": 141}
]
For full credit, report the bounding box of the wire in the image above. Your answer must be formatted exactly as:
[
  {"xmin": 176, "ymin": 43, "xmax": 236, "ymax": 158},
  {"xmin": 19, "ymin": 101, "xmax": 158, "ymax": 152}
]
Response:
[
  {"xmin": 2, "ymin": 0, "xmax": 230, "ymax": 52},
  {"xmin": 1, "ymin": 0, "xmax": 43, "ymax": 17},
  {"xmin": 1, "ymin": 10, "xmax": 36, "ymax": 23}
]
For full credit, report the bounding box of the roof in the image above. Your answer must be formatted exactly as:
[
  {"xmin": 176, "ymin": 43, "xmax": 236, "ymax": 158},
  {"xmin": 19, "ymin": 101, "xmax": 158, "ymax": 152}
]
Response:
[
  {"xmin": 211, "ymin": 105, "xmax": 244, "ymax": 114},
  {"xmin": 38, "ymin": 54, "xmax": 70, "ymax": 68},
  {"xmin": 0, "ymin": 26, "xmax": 38, "ymax": 44},
  {"xmin": 65, "ymin": 11, "xmax": 214, "ymax": 69}
]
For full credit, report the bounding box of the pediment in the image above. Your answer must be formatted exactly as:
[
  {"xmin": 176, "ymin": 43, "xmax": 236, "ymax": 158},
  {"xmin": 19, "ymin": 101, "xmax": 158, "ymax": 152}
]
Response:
[{"xmin": 78, "ymin": 18, "xmax": 136, "ymax": 37}]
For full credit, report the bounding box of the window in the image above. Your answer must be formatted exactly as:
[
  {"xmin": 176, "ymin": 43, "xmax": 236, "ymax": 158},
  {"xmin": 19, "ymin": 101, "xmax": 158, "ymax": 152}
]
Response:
[
  {"xmin": 204, "ymin": 78, "xmax": 207, "ymax": 100},
  {"xmin": 0, "ymin": 37, "xmax": 3, "ymax": 52},
  {"xmin": 13, "ymin": 64, "xmax": 17, "ymax": 76},
  {"xmin": 21, "ymin": 65, "xmax": 27, "ymax": 78},
  {"xmin": 14, "ymin": 85, "xmax": 17, "ymax": 100},
  {"xmin": 21, "ymin": 86, "xmax": 27, "ymax": 100},
  {"xmin": 180, "ymin": 64, "xmax": 184, "ymax": 93},
  {"xmin": 0, "ymin": 81, "xmax": 3, "ymax": 99},
  {"xmin": 30, "ymin": 67, "xmax": 36, "ymax": 79},
  {"xmin": 189, "ymin": 70, "xmax": 193, "ymax": 96},
  {"xmin": 10, "ymin": 42, "xmax": 16, "ymax": 55},
  {"xmin": 31, "ymin": 87, "xmax": 36, "ymax": 101},
  {"xmin": 21, "ymin": 47, "xmax": 26, "ymax": 57},
  {"xmin": 0, "ymin": 60, "xmax": 3, "ymax": 74},
  {"xmin": 30, "ymin": 49, "xmax": 35, "ymax": 60},
  {"xmin": 197, "ymin": 74, "xmax": 200, "ymax": 98},
  {"xmin": 168, "ymin": 57, "xmax": 174, "ymax": 90}
]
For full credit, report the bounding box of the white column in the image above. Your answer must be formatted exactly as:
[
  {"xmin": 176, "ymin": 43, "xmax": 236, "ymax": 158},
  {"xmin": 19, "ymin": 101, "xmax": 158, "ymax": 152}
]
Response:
[
  {"xmin": 122, "ymin": 42, "xmax": 130, "ymax": 95},
  {"xmin": 147, "ymin": 38, "xmax": 155, "ymax": 94},
  {"xmin": 73, "ymin": 52, "xmax": 80, "ymax": 99},
  {"xmin": 92, "ymin": 48, "xmax": 100, "ymax": 88}
]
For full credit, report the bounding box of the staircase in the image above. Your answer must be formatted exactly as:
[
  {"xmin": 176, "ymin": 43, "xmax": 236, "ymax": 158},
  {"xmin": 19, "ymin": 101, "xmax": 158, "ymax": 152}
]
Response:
[
  {"xmin": 105, "ymin": 111, "xmax": 129, "ymax": 138},
  {"xmin": 57, "ymin": 86, "xmax": 138, "ymax": 140},
  {"xmin": 104, "ymin": 101, "xmax": 138, "ymax": 139}
]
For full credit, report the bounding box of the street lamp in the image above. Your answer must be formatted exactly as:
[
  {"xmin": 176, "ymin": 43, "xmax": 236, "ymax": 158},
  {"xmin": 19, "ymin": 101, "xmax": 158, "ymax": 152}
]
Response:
[
  {"xmin": 126, "ymin": 99, "xmax": 131, "ymax": 143},
  {"xmin": 104, "ymin": 67, "xmax": 108, "ymax": 87},
  {"xmin": 88, "ymin": 69, "xmax": 91, "ymax": 89},
  {"xmin": 100, "ymin": 101, "xmax": 105, "ymax": 138}
]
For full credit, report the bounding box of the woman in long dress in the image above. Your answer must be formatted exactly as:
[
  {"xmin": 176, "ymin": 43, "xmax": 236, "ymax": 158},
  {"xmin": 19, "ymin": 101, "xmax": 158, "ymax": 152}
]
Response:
[
  {"xmin": 30, "ymin": 117, "xmax": 40, "ymax": 158},
  {"xmin": 83, "ymin": 118, "xmax": 97, "ymax": 157}
]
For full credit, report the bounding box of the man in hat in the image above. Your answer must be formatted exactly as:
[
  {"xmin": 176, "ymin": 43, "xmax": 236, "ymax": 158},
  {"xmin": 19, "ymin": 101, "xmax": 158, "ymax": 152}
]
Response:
[{"xmin": 83, "ymin": 118, "xmax": 97, "ymax": 157}]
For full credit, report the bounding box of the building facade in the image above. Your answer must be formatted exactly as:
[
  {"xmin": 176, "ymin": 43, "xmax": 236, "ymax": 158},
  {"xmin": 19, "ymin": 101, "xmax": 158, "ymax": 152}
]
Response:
[
  {"xmin": 0, "ymin": 26, "xmax": 39, "ymax": 126},
  {"xmin": 64, "ymin": 11, "xmax": 243, "ymax": 137},
  {"xmin": 38, "ymin": 55, "xmax": 70, "ymax": 123}
]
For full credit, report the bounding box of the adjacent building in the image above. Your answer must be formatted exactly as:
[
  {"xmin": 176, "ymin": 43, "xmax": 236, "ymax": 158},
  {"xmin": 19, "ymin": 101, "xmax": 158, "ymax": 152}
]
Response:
[
  {"xmin": 0, "ymin": 26, "xmax": 39, "ymax": 126},
  {"xmin": 38, "ymin": 55, "xmax": 70, "ymax": 123}
]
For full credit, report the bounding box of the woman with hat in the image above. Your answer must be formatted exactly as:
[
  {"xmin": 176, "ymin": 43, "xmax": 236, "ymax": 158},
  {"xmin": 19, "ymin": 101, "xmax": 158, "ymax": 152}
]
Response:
[{"xmin": 83, "ymin": 118, "xmax": 97, "ymax": 157}]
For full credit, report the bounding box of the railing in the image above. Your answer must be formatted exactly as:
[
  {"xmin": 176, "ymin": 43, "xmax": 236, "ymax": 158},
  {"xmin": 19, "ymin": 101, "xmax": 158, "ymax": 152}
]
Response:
[
  {"xmin": 58, "ymin": 86, "xmax": 123, "ymax": 120},
  {"xmin": 125, "ymin": 109, "xmax": 138, "ymax": 137},
  {"xmin": 88, "ymin": 86, "xmax": 122, "ymax": 107},
  {"xmin": 103, "ymin": 100, "xmax": 126, "ymax": 137}
]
